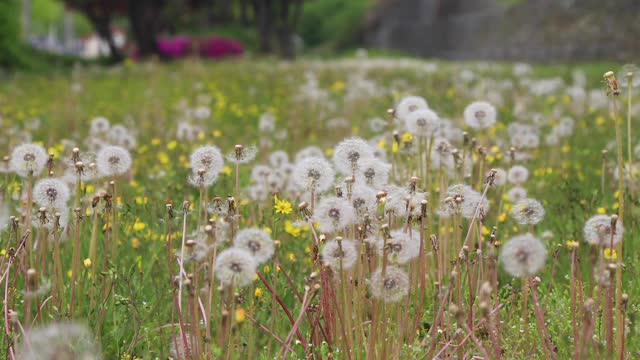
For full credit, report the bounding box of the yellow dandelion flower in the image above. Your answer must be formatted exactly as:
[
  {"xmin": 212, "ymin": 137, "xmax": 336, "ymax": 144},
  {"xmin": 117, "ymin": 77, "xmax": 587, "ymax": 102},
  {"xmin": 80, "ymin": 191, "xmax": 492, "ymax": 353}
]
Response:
[
  {"xmin": 254, "ymin": 287, "xmax": 263, "ymax": 298},
  {"xmin": 274, "ymin": 197, "xmax": 292, "ymax": 215},
  {"xmin": 566, "ymin": 240, "xmax": 579, "ymax": 249},
  {"xmin": 235, "ymin": 307, "xmax": 246, "ymax": 323},
  {"xmin": 133, "ymin": 220, "xmax": 146, "ymax": 231},
  {"xmin": 604, "ymin": 248, "xmax": 617, "ymax": 261},
  {"xmin": 597, "ymin": 207, "xmax": 606, "ymax": 214},
  {"xmin": 132, "ymin": 238, "xmax": 139, "ymax": 249},
  {"xmin": 83, "ymin": 258, "xmax": 92, "ymax": 268},
  {"xmin": 167, "ymin": 140, "xmax": 177, "ymax": 150}
]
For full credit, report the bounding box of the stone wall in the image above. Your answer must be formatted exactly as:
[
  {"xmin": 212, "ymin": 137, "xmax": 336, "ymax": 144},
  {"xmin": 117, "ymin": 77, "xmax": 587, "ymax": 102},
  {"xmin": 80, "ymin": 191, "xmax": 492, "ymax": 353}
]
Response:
[{"xmin": 365, "ymin": 0, "xmax": 640, "ymax": 61}]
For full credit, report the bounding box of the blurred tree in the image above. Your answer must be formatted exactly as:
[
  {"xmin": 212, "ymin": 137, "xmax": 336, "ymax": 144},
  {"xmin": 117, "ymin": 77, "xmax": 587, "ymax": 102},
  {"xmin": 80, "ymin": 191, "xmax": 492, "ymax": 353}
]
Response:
[
  {"xmin": 0, "ymin": 0, "xmax": 33, "ymax": 68},
  {"xmin": 252, "ymin": 0, "xmax": 302, "ymax": 59},
  {"xmin": 64, "ymin": 0, "xmax": 167, "ymax": 61}
]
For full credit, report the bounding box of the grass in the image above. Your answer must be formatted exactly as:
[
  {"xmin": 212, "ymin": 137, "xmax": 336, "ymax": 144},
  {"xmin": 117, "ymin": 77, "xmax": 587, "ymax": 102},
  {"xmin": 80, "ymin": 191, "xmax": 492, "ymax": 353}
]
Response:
[{"xmin": 0, "ymin": 57, "xmax": 638, "ymax": 359}]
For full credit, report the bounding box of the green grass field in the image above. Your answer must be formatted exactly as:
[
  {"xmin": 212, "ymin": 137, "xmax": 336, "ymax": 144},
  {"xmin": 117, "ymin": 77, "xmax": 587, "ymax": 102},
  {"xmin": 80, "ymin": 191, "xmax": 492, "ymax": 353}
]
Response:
[{"xmin": 0, "ymin": 58, "xmax": 638, "ymax": 359}]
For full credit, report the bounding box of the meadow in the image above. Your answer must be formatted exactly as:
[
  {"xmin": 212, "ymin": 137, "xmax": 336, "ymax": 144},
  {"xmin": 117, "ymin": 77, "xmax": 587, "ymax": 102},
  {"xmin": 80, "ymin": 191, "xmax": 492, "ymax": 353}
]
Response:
[{"xmin": 0, "ymin": 57, "xmax": 638, "ymax": 359}]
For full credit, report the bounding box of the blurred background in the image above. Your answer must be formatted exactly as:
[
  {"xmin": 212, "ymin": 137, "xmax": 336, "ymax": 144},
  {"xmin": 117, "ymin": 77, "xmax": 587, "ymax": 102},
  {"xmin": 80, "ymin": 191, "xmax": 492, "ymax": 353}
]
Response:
[{"xmin": 1, "ymin": 0, "xmax": 639, "ymax": 69}]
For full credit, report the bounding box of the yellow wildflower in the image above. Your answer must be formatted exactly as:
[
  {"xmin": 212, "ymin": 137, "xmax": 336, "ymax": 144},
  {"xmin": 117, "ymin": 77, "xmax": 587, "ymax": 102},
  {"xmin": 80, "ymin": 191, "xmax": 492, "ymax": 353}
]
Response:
[
  {"xmin": 604, "ymin": 248, "xmax": 617, "ymax": 261},
  {"xmin": 83, "ymin": 258, "xmax": 92, "ymax": 268},
  {"xmin": 274, "ymin": 196, "xmax": 292, "ymax": 215},
  {"xmin": 235, "ymin": 307, "xmax": 246, "ymax": 323},
  {"xmin": 566, "ymin": 240, "xmax": 579, "ymax": 249}
]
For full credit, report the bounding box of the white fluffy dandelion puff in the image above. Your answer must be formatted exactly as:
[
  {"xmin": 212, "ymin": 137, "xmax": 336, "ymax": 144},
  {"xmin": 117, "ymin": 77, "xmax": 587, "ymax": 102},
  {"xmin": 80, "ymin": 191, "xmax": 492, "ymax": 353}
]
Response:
[
  {"xmin": 321, "ymin": 239, "xmax": 359, "ymax": 271},
  {"xmin": 379, "ymin": 229, "xmax": 420, "ymax": 264},
  {"xmin": 9, "ymin": 143, "xmax": 48, "ymax": 177},
  {"xmin": 232, "ymin": 228, "xmax": 275, "ymax": 264},
  {"xmin": 405, "ymin": 108, "xmax": 440, "ymax": 137},
  {"xmin": 507, "ymin": 165, "xmax": 529, "ymax": 184},
  {"xmin": 33, "ymin": 178, "xmax": 70, "ymax": 210},
  {"xmin": 370, "ymin": 265, "xmax": 410, "ymax": 303},
  {"xmin": 293, "ymin": 157, "xmax": 335, "ymax": 193},
  {"xmin": 226, "ymin": 144, "xmax": 258, "ymax": 164},
  {"xmin": 190, "ymin": 145, "xmax": 224, "ymax": 177},
  {"xmin": 314, "ymin": 196, "xmax": 357, "ymax": 233},
  {"xmin": 96, "ymin": 145, "xmax": 132, "ymax": 176},
  {"xmin": 357, "ymin": 159, "xmax": 390, "ymax": 189},
  {"xmin": 215, "ymin": 248, "xmax": 258, "ymax": 287},
  {"xmin": 500, "ymin": 233, "xmax": 547, "ymax": 278},
  {"xmin": 350, "ymin": 184, "xmax": 377, "ymax": 217},
  {"xmin": 332, "ymin": 137, "xmax": 375, "ymax": 175},
  {"xmin": 396, "ymin": 96, "xmax": 429, "ymax": 122},
  {"xmin": 510, "ymin": 198, "xmax": 545, "ymax": 225},
  {"xmin": 507, "ymin": 186, "xmax": 527, "ymax": 202},
  {"xmin": 18, "ymin": 322, "xmax": 102, "ymax": 360},
  {"xmin": 583, "ymin": 215, "xmax": 624, "ymax": 248},
  {"xmin": 464, "ymin": 101, "xmax": 497, "ymax": 129}
]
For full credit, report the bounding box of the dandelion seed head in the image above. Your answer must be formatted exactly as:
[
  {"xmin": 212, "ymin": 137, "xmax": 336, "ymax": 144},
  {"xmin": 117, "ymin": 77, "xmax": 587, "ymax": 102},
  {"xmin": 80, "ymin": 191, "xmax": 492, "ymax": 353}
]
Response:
[
  {"xmin": 18, "ymin": 322, "xmax": 101, "ymax": 360},
  {"xmin": 226, "ymin": 145, "xmax": 258, "ymax": 164},
  {"xmin": 314, "ymin": 196, "xmax": 356, "ymax": 233},
  {"xmin": 379, "ymin": 229, "xmax": 420, "ymax": 264},
  {"xmin": 358, "ymin": 159, "xmax": 390, "ymax": 189},
  {"xmin": 321, "ymin": 239, "xmax": 358, "ymax": 271},
  {"xmin": 510, "ymin": 198, "xmax": 545, "ymax": 225},
  {"xmin": 507, "ymin": 165, "xmax": 529, "ymax": 184},
  {"xmin": 293, "ymin": 157, "xmax": 335, "ymax": 193},
  {"xmin": 295, "ymin": 146, "xmax": 325, "ymax": 163},
  {"xmin": 405, "ymin": 108, "xmax": 440, "ymax": 137},
  {"xmin": 233, "ymin": 228, "xmax": 275, "ymax": 264},
  {"xmin": 464, "ymin": 101, "xmax": 496, "ymax": 129},
  {"xmin": 33, "ymin": 178, "xmax": 70, "ymax": 209},
  {"xmin": 259, "ymin": 113, "xmax": 276, "ymax": 132},
  {"xmin": 89, "ymin": 117, "xmax": 110, "ymax": 135},
  {"xmin": 215, "ymin": 248, "xmax": 257, "ymax": 287},
  {"xmin": 10, "ymin": 143, "xmax": 48, "ymax": 177},
  {"xmin": 385, "ymin": 187, "xmax": 428, "ymax": 218},
  {"xmin": 190, "ymin": 146, "xmax": 224, "ymax": 177},
  {"xmin": 370, "ymin": 266, "xmax": 409, "ymax": 303},
  {"xmin": 368, "ymin": 117, "xmax": 388, "ymax": 133},
  {"xmin": 500, "ymin": 233, "xmax": 547, "ymax": 278},
  {"xmin": 349, "ymin": 184, "xmax": 377, "ymax": 216},
  {"xmin": 507, "ymin": 186, "xmax": 527, "ymax": 202},
  {"xmin": 269, "ymin": 150, "xmax": 290, "ymax": 168},
  {"xmin": 491, "ymin": 168, "xmax": 507, "ymax": 186},
  {"xmin": 96, "ymin": 145, "xmax": 132, "ymax": 176},
  {"xmin": 332, "ymin": 137, "xmax": 375, "ymax": 174},
  {"xmin": 396, "ymin": 96, "xmax": 429, "ymax": 123},
  {"xmin": 251, "ymin": 165, "xmax": 272, "ymax": 180},
  {"xmin": 584, "ymin": 215, "xmax": 624, "ymax": 248}
]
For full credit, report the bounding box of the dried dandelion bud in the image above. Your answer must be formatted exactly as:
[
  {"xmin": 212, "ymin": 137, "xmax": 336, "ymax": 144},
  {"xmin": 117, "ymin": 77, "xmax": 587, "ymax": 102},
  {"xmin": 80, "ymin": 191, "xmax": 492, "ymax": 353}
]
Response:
[
  {"xmin": 603, "ymin": 71, "xmax": 620, "ymax": 96},
  {"xmin": 479, "ymin": 301, "xmax": 490, "ymax": 317},
  {"xmin": 387, "ymin": 108, "xmax": 395, "ymax": 118},
  {"xmin": 449, "ymin": 303, "xmax": 464, "ymax": 322},
  {"xmin": 430, "ymin": 234, "xmax": 439, "ymax": 251},
  {"xmin": 27, "ymin": 268, "xmax": 38, "ymax": 288}
]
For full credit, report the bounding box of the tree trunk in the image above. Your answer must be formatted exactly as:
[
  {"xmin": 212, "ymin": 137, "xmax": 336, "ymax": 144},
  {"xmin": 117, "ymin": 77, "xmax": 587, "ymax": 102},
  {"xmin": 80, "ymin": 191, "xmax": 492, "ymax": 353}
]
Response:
[
  {"xmin": 63, "ymin": 6, "xmax": 75, "ymax": 51},
  {"xmin": 240, "ymin": 0, "xmax": 250, "ymax": 26},
  {"xmin": 21, "ymin": 0, "xmax": 31, "ymax": 40},
  {"xmin": 253, "ymin": 0, "xmax": 273, "ymax": 54},
  {"xmin": 87, "ymin": 13, "xmax": 123, "ymax": 63},
  {"xmin": 128, "ymin": 0, "xmax": 165, "ymax": 58}
]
